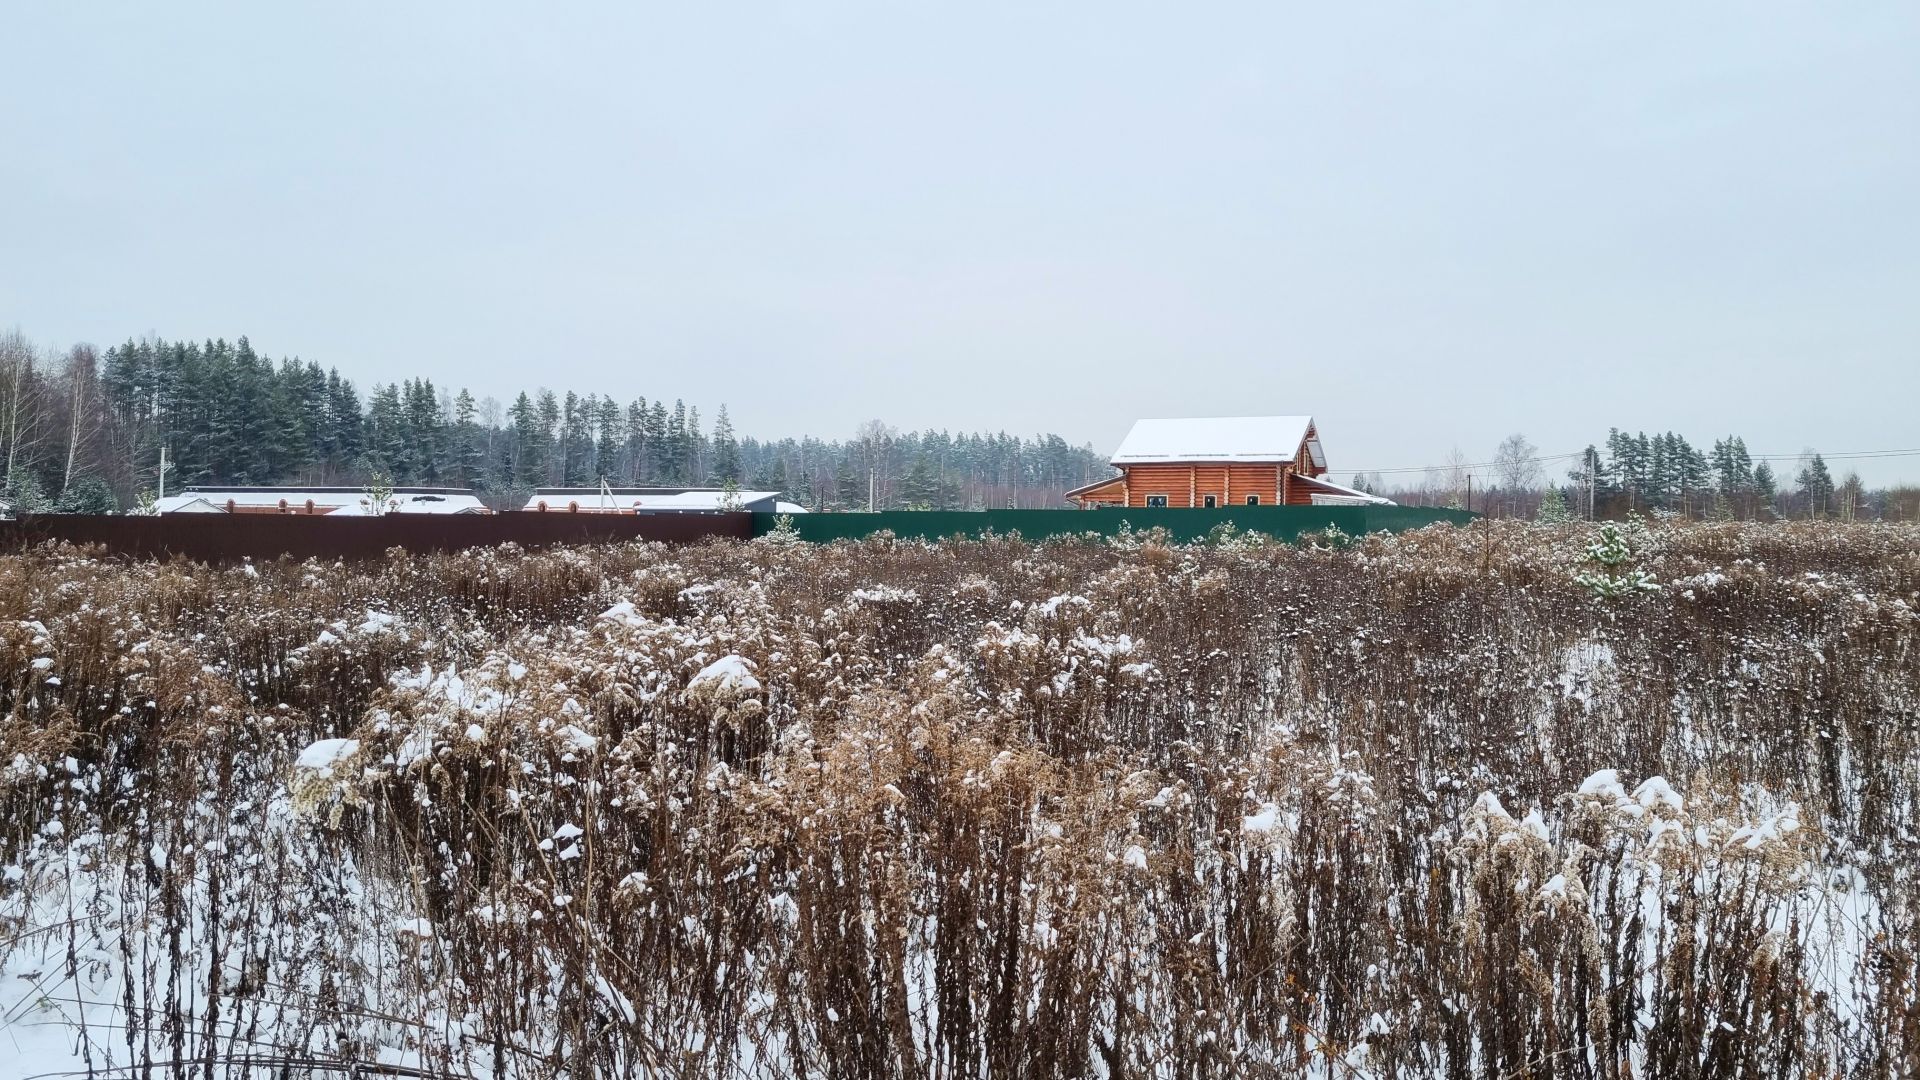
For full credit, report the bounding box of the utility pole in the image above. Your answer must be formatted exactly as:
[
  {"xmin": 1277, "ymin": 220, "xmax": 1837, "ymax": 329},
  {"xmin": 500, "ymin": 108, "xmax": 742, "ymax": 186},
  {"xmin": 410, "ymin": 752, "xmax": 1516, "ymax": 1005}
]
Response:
[{"xmin": 158, "ymin": 445, "xmax": 172, "ymax": 499}]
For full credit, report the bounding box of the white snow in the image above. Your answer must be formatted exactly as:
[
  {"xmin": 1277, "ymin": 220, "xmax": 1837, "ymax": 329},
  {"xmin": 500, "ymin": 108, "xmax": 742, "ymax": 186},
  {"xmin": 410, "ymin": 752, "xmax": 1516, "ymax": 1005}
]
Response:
[
  {"xmin": 1633, "ymin": 775, "xmax": 1684, "ymax": 813},
  {"xmin": 690, "ymin": 654, "xmax": 762, "ymax": 693},
  {"xmin": 553, "ymin": 724, "xmax": 599, "ymax": 753},
  {"xmin": 1110, "ymin": 415, "xmax": 1317, "ymax": 465},
  {"xmin": 295, "ymin": 738, "xmax": 360, "ymax": 771},
  {"xmin": 1241, "ymin": 802, "xmax": 1283, "ymax": 835},
  {"xmin": 1578, "ymin": 768, "xmax": 1627, "ymax": 800},
  {"xmin": 154, "ymin": 488, "xmax": 490, "ymax": 515},
  {"xmin": 522, "ymin": 488, "xmax": 785, "ymax": 512}
]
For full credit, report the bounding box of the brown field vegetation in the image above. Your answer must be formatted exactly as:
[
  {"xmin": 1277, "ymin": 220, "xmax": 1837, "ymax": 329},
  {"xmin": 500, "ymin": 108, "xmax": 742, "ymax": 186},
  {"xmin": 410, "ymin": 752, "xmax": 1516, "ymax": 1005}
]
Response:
[{"xmin": 1, "ymin": 520, "xmax": 1917, "ymax": 1078}]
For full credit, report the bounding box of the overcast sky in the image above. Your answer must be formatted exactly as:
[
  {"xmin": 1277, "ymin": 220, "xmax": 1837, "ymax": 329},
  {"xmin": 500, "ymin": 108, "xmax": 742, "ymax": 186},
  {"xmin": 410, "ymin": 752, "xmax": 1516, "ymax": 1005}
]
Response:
[{"xmin": 3, "ymin": 2, "xmax": 1916, "ymax": 484}]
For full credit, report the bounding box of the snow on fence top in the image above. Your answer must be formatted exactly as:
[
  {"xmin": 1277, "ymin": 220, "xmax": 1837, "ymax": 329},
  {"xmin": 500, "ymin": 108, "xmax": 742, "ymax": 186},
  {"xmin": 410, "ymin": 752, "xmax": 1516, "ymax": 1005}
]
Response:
[{"xmin": 1109, "ymin": 416, "xmax": 1319, "ymax": 464}]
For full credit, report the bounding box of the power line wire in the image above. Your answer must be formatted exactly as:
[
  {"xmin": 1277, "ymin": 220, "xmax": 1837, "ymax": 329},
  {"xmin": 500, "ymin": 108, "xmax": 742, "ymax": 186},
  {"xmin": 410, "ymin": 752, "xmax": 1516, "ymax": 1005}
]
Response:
[{"xmin": 1341, "ymin": 446, "xmax": 1920, "ymax": 477}]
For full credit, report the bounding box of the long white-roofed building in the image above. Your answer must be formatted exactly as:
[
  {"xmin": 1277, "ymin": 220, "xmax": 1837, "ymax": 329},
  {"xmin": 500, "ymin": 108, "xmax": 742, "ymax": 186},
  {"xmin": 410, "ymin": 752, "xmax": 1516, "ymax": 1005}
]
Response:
[
  {"xmin": 155, "ymin": 486, "xmax": 491, "ymax": 515},
  {"xmin": 521, "ymin": 487, "xmax": 802, "ymax": 514}
]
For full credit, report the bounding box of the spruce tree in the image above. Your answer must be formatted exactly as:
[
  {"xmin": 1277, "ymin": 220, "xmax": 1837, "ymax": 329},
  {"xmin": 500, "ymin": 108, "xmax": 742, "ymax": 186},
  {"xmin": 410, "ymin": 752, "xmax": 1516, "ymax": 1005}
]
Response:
[
  {"xmin": 667, "ymin": 400, "xmax": 689, "ymax": 484},
  {"xmin": 535, "ymin": 390, "xmax": 561, "ymax": 484},
  {"xmin": 1535, "ymin": 486, "xmax": 1572, "ymax": 523},
  {"xmin": 712, "ymin": 405, "xmax": 741, "ymax": 483},
  {"xmin": 1753, "ymin": 461, "xmax": 1778, "ymax": 517},
  {"xmin": 363, "ymin": 384, "xmax": 407, "ymax": 480},
  {"xmin": 594, "ymin": 396, "xmax": 622, "ymax": 482},
  {"xmin": 1796, "ymin": 453, "xmax": 1835, "ymax": 517},
  {"xmin": 52, "ymin": 475, "xmax": 118, "ymax": 514},
  {"xmin": 454, "ymin": 390, "xmax": 482, "ymax": 487},
  {"xmin": 508, "ymin": 393, "xmax": 540, "ymax": 487},
  {"xmin": 560, "ymin": 392, "xmax": 592, "ymax": 486},
  {"xmin": 687, "ymin": 406, "xmax": 706, "ymax": 484},
  {"xmin": 625, "ymin": 398, "xmax": 648, "ymax": 483}
]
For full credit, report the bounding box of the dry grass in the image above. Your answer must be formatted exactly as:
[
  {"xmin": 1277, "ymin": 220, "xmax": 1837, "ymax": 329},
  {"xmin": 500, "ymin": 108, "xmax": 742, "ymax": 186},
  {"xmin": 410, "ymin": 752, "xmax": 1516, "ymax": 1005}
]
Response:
[{"xmin": 1, "ymin": 519, "xmax": 1917, "ymax": 1077}]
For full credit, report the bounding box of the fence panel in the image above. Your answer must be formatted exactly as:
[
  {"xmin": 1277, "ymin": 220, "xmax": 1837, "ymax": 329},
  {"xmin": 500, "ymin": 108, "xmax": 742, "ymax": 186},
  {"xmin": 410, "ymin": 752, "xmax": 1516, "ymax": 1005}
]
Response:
[
  {"xmin": 0, "ymin": 511, "xmax": 751, "ymax": 563},
  {"xmin": 0, "ymin": 506, "xmax": 1473, "ymax": 564},
  {"xmin": 750, "ymin": 505, "xmax": 1475, "ymax": 543}
]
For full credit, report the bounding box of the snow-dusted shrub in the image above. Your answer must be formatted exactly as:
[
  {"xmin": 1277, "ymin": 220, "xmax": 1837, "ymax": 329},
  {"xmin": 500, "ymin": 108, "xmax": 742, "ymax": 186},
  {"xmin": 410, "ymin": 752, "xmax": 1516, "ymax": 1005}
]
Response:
[{"xmin": 0, "ymin": 521, "xmax": 1914, "ymax": 1077}]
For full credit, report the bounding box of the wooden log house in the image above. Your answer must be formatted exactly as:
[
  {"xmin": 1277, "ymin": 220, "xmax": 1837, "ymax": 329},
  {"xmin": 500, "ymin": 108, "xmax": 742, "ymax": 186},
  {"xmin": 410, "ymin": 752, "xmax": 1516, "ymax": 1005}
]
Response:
[{"xmin": 1065, "ymin": 415, "xmax": 1389, "ymax": 509}]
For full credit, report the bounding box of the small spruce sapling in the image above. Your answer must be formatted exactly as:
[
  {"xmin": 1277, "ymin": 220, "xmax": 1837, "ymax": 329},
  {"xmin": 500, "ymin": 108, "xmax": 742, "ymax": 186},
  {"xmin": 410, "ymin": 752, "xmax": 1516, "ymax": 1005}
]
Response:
[
  {"xmin": 763, "ymin": 513, "xmax": 801, "ymax": 545},
  {"xmin": 1536, "ymin": 487, "xmax": 1572, "ymax": 524},
  {"xmin": 1574, "ymin": 522, "xmax": 1658, "ymax": 601},
  {"xmin": 363, "ymin": 470, "xmax": 395, "ymax": 515}
]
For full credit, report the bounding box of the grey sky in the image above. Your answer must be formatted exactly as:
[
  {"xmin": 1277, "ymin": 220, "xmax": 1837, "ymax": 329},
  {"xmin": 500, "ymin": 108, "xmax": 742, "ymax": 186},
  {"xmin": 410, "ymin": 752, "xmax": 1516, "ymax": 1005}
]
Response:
[{"xmin": 4, "ymin": 2, "xmax": 1917, "ymax": 484}]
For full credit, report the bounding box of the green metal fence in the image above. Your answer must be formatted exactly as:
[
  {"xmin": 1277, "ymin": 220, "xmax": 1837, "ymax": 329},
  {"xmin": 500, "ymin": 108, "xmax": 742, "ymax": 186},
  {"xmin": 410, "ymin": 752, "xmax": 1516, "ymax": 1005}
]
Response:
[{"xmin": 750, "ymin": 505, "xmax": 1475, "ymax": 544}]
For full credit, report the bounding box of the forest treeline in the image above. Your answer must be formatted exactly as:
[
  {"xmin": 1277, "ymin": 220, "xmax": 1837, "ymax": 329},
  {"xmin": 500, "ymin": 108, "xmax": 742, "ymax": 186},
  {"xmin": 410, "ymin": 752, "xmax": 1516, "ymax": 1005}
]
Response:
[
  {"xmin": 0, "ymin": 331, "xmax": 1107, "ymax": 512},
  {"xmin": 1366, "ymin": 430, "xmax": 1916, "ymax": 522},
  {"xmin": 4, "ymin": 328, "xmax": 1913, "ymax": 519}
]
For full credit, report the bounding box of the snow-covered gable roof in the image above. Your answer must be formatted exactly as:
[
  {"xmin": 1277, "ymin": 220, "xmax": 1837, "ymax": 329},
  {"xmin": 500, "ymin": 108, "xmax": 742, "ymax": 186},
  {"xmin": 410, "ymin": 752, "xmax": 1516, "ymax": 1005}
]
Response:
[
  {"xmin": 1110, "ymin": 416, "xmax": 1317, "ymax": 465},
  {"xmin": 523, "ymin": 488, "xmax": 786, "ymax": 513},
  {"xmin": 154, "ymin": 495, "xmax": 229, "ymax": 514},
  {"xmin": 1296, "ymin": 474, "xmax": 1394, "ymax": 505},
  {"xmin": 157, "ymin": 488, "xmax": 490, "ymax": 515}
]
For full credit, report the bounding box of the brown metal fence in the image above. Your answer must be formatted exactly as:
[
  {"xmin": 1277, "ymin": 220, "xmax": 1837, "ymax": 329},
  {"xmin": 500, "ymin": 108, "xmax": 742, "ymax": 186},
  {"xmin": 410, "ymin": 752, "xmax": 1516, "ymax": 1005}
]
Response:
[{"xmin": 0, "ymin": 512, "xmax": 751, "ymax": 564}]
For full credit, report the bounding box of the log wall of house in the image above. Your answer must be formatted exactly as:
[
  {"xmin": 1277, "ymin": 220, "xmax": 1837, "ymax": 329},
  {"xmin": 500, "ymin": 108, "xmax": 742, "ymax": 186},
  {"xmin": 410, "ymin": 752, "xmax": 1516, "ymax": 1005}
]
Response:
[
  {"xmin": 1089, "ymin": 464, "xmax": 1288, "ymax": 508},
  {"xmin": 1069, "ymin": 428, "xmax": 1333, "ymax": 508}
]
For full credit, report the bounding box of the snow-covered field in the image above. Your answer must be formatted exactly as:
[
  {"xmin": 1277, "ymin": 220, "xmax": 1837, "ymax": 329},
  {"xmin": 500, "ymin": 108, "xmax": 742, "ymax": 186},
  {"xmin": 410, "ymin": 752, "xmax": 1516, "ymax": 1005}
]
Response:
[{"xmin": 2, "ymin": 519, "xmax": 1916, "ymax": 1077}]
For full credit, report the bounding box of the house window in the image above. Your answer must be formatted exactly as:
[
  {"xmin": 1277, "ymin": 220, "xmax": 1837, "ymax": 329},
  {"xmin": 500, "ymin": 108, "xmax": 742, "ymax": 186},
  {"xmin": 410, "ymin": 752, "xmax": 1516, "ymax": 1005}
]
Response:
[
  {"xmin": 1203, "ymin": 495, "xmax": 1218, "ymax": 508},
  {"xmin": 1145, "ymin": 495, "xmax": 1168, "ymax": 508},
  {"xmin": 1245, "ymin": 494, "xmax": 1260, "ymax": 506}
]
